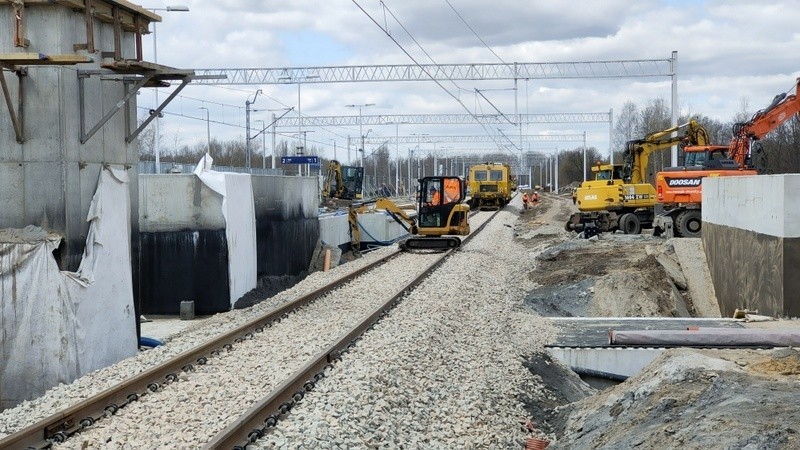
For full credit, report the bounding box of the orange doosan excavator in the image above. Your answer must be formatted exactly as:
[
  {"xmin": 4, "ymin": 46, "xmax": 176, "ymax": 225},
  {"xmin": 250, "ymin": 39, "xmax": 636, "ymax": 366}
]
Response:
[{"xmin": 653, "ymin": 77, "xmax": 800, "ymax": 238}]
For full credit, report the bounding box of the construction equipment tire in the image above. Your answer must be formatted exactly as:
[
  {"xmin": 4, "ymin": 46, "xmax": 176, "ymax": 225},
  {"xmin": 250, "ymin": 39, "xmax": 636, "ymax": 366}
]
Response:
[
  {"xmin": 620, "ymin": 213, "xmax": 641, "ymax": 235},
  {"xmin": 676, "ymin": 210, "xmax": 702, "ymax": 238}
]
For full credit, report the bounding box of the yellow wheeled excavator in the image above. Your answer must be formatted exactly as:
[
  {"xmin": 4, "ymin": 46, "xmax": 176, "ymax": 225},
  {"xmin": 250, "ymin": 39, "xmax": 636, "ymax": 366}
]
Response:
[
  {"xmin": 565, "ymin": 120, "xmax": 710, "ymax": 237},
  {"xmin": 349, "ymin": 176, "xmax": 470, "ymax": 252}
]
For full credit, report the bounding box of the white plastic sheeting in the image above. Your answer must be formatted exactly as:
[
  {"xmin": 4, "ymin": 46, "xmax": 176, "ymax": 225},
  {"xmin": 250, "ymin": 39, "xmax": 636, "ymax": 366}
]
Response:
[
  {"xmin": 194, "ymin": 154, "xmax": 257, "ymax": 308},
  {"xmin": 0, "ymin": 168, "xmax": 137, "ymax": 409}
]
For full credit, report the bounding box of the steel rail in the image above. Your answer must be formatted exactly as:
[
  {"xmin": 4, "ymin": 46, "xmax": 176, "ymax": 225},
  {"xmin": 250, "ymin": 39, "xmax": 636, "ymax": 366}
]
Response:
[
  {"xmin": 0, "ymin": 249, "xmax": 404, "ymax": 450},
  {"xmin": 204, "ymin": 208, "xmax": 502, "ymax": 449}
]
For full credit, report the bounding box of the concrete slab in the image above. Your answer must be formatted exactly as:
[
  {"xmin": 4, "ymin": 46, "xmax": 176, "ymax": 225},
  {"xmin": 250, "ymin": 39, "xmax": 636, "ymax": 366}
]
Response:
[
  {"xmin": 140, "ymin": 316, "xmax": 209, "ymax": 343},
  {"xmin": 672, "ymin": 238, "xmax": 721, "ymax": 318}
]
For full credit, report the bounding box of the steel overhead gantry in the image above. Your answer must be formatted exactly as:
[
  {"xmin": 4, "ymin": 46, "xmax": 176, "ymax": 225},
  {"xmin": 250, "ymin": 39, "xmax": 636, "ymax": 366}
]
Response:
[
  {"xmin": 192, "ymin": 54, "xmax": 678, "ymax": 162},
  {"xmin": 191, "ymin": 58, "xmax": 673, "ymax": 84}
]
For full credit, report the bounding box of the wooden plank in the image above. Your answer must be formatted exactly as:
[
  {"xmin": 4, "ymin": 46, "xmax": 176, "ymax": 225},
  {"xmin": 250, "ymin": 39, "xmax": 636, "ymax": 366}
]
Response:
[{"xmin": 0, "ymin": 53, "xmax": 93, "ymax": 66}]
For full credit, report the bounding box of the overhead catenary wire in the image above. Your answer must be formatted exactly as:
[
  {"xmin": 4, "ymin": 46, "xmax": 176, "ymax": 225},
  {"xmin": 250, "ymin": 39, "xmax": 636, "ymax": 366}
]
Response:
[
  {"xmin": 445, "ymin": 0, "xmax": 508, "ymax": 66},
  {"xmin": 353, "ymin": 1, "xmax": 513, "ymax": 155}
]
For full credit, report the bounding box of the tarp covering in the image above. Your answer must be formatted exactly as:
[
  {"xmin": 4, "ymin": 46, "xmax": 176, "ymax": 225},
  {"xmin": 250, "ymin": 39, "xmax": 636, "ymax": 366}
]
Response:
[
  {"xmin": 194, "ymin": 154, "xmax": 257, "ymax": 308},
  {"xmin": 609, "ymin": 327, "xmax": 800, "ymax": 347},
  {"xmin": 0, "ymin": 168, "xmax": 137, "ymax": 409}
]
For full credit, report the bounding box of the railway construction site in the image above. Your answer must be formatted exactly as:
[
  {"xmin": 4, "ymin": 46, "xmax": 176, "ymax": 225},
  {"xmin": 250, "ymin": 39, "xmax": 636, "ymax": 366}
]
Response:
[{"xmin": 2, "ymin": 192, "xmax": 799, "ymax": 449}]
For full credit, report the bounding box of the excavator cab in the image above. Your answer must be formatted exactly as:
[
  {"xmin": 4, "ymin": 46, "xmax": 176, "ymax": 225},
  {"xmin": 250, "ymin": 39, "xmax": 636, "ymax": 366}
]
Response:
[{"xmin": 417, "ymin": 177, "xmax": 469, "ymax": 229}]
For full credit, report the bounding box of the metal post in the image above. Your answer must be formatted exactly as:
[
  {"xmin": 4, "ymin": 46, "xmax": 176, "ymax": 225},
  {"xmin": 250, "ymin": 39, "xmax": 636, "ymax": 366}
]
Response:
[
  {"xmin": 245, "ymin": 89, "xmax": 262, "ymax": 172},
  {"xmin": 199, "ymin": 107, "xmax": 210, "ymax": 156},
  {"xmin": 255, "ymin": 119, "xmax": 266, "ymax": 169},
  {"xmin": 408, "ymin": 148, "xmax": 412, "ymax": 195},
  {"xmin": 271, "ymin": 112, "xmax": 276, "ymax": 169},
  {"xmin": 582, "ymin": 131, "xmax": 587, "ymax": 182},
  {"xmin": 609, "ymin": 108, "xmax": 614, "ymax": 164},
  {"xmin": 148, "ymin": 5, "xmax": 190, "ymax": 172},
  {"xmin": 395, "ymin": 123, "xmax": 400, "ymax": 195},
  {"xmin": 153, "ymin": 19, "xmax": 160, "ymax": 173},
  {"xmin": 670, "ymin": 50, "xmax": 679, "ymax": 166}
]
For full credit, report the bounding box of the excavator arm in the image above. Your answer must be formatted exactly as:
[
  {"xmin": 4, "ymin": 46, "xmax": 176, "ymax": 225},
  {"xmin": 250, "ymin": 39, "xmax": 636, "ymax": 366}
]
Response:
[
  {"xmin": 624, "ymin": 119, "xmax": 710, "ymax": 184},
  {"xmin": 323, "ymin": 160, "xmax": 345, "ymax": 198},
  {"xmin": 348, "ymin": 198, "xmax": 418, "ymax": 252},
  {"xmin": 728, "ymin": 78, "xmax": 800, "ymax": 168}
]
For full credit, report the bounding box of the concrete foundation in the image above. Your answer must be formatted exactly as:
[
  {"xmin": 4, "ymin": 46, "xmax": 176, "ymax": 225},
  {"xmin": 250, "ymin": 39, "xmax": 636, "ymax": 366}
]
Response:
[{"xmin": 703, "ymin": 174, "xmax": 800, "ymax": 318}]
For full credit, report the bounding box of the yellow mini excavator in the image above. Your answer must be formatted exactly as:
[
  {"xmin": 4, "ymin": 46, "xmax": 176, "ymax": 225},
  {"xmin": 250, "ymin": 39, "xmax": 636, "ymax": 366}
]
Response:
[{"xmin": 349, "ymin": 176, "xmax": 470, "ymax": 252}]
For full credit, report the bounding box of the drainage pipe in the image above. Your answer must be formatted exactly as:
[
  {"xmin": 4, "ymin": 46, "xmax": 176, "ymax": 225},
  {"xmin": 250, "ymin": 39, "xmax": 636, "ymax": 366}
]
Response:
[{"xmin": 571, "ymin": 366, "xmax": 628, "ymax": 382}]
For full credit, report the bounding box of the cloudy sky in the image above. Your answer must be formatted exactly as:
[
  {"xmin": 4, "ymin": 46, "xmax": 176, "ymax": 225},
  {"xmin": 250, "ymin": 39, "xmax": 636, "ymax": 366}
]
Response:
[{"xmin": 142, "ymin": 0, "xmax": 800, "ymax": 165}]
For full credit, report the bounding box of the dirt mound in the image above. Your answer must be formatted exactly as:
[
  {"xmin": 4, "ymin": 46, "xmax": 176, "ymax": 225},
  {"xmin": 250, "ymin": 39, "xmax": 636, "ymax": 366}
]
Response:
[
  {"xmin": 550, "ymin": 348, "xmax": 800, "ymax": 449},
  {"xmin": 525, "ymin": 236, "xmax": 676, "ymax": 318}
]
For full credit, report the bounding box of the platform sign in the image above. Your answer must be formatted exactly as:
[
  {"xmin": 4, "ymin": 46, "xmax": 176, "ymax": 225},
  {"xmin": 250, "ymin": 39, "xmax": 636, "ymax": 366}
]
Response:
[{"xmin": 281, "ymin": 156, "xmax": 319, "ymax": 164}]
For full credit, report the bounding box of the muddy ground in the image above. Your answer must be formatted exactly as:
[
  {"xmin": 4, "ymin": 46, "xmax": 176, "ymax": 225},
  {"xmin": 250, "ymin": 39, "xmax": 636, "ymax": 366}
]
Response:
[{"xmin": 516, "ymin": 192, "xmax": 800, "ymax": 449}]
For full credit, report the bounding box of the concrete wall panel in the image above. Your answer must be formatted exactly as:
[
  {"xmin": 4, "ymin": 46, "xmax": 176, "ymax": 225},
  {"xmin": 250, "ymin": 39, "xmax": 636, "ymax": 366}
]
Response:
[
  {"xmin": 23, "ymin": 161, "xmax": 65, "ymax": 231},
  {"xmin": 252, "ymin": 175, "xmax": 320, "ymax": 276},
  {"xmin": 703, "ymin": 174, "xmax": 800, "ymax": 318},
  {"xmin": 139, "ymin": 175, "xmax": 225, "ymax": 232},
  {"xmin": 0, "ymin": 163, "xmax": 25, "ymax": 227},
  {"xmin": 704, "ymin": 175, "xmax": 800, "ymax": 238}
]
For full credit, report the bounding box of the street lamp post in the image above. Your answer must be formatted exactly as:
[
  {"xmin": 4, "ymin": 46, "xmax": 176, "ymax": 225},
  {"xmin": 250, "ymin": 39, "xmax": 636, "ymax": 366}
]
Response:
[
  {"xmin": 582, "ymin": 131, "xmax": 587, "ymax": 182},
  {"xmin": 149, "ymin": 5, "xmax": 189, "ymax": 173},
  {"xmin": 345, "ymin": 103, "xmax": 375, "ymax": 168},
  {"xmin": 198, "ymin": 107, "xmax": 210, "ymax": 156}
]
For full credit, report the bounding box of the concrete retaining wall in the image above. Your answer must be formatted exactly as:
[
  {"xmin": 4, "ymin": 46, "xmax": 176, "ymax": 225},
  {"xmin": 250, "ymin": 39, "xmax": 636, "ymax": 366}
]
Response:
[
  {"xmin": 703, "ymin": 175, "xmax": 800, "ymax": 317},
  {"xmin": 138, "ymin": 174, "xmax": 320, "ymax": 314}
]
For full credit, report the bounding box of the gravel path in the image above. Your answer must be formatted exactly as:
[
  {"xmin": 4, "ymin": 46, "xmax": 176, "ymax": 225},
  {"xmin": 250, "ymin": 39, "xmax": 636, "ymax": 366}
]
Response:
[{"xmin": 250, "ymin": 204, "xmax": 558, "ymax": 449}]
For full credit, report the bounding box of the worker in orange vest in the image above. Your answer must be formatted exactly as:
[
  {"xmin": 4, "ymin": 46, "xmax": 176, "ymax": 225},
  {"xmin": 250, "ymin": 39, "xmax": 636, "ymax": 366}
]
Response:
[
  {"xmin": 531, "ymin": 191, "xmax": 539, "ymax": 203},
  {"xmin": 522, "ymin": 192, "xmax": 529, "ymax": 210}
]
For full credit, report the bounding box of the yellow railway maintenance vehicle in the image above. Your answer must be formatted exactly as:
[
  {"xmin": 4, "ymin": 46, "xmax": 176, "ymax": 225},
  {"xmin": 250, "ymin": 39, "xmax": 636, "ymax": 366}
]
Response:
[
  {"xmin": 349, "ymin": 176, "xmax": 470, "ymax": 252},
  {"xmin": 467, "ymin": 162, "xmax": 516, "ymax": 209}
]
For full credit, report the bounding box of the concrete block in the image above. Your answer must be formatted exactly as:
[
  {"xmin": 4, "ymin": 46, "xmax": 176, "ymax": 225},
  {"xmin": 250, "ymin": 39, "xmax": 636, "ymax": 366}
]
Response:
[
  {"xmin": 180, "ymin": 301, "xmax": 195, "ymax": 320},
  {"xmin": 655, "ymin": 252, "xmax": 688, "ymax": 290}
]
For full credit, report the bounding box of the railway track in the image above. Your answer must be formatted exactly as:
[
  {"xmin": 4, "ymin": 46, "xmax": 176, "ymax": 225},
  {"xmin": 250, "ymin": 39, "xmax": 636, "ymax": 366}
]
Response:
[{"xmin": 0, "ymin": 209, "xmax": 500, "ymax": 450}]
